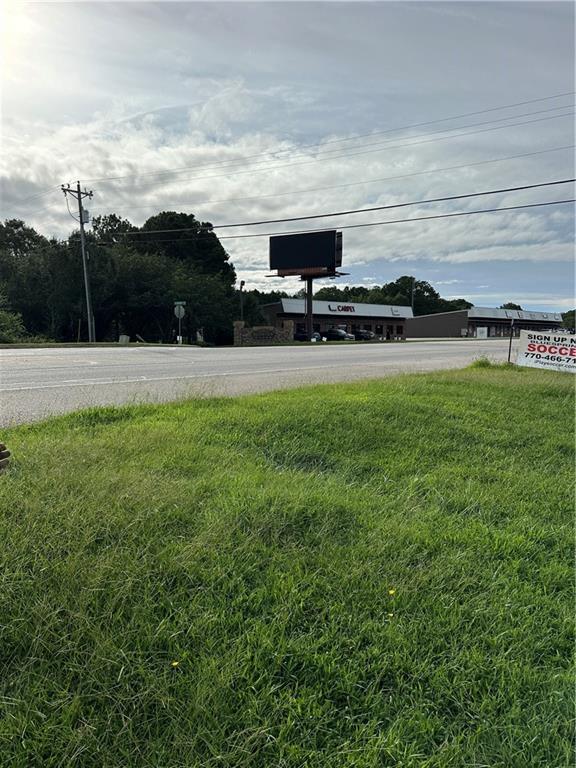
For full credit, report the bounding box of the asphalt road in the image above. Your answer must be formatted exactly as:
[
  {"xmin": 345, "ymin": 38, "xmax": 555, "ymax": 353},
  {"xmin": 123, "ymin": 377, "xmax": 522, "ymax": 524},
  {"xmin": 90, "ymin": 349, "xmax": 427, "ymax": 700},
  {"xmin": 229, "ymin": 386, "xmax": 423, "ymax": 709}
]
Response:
[{"xmin": 0, "ymin": 340, "xmax": 513, "ymax": 426}]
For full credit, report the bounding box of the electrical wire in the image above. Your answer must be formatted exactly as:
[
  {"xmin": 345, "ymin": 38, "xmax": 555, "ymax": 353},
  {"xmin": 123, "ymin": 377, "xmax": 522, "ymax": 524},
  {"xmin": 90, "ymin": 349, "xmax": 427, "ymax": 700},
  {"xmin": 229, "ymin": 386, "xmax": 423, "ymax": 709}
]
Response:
[
  {"xmin": 100, "ymin": 90, "xmax": 574, "ymax": 180},
  {"xmin": 110, "ymin": 179, "xmax": 575, "ymax": 235},
  {"xmin": 64, "ymin": 193, "xmax": 80, "ymax": 223},
  {"xmin": 80, "ymin": 111, "xmax": 574, "ymax": 193},
  {"xmin": 78, "ymin": 95, "xmax": 575, "ymax": 183},
  {"xmin": 87, "ymin": 144, "xmax": 575, "ymax": 216},
  {"xmin": 4, "ymin": 185, "xmax": 61, "ymax": 208},
  {"xmin": 214, "ymin": 179, "xmax": 576, "ymax": 229},
  {"xmin": 5, "ymin": 96, "xmax": 574, "ymax": 213},
  {"xmin": 96, "ymin": 199, "xmax": 575, "ymax": 245},
  {"xmin": 4, "ymin": 95, "xmax": 573, "ymax": 216},
  {"xmin": 20, "ymin": 144, "xmax": 575, "ymax": 220}
]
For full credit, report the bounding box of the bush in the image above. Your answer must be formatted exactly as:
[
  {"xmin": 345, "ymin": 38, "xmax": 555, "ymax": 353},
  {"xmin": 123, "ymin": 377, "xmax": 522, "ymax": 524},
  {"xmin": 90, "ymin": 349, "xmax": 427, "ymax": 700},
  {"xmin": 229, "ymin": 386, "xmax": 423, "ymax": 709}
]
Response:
[{"xmin": 0, "ymin": 308, "xmax": 26, "ymax": 343}]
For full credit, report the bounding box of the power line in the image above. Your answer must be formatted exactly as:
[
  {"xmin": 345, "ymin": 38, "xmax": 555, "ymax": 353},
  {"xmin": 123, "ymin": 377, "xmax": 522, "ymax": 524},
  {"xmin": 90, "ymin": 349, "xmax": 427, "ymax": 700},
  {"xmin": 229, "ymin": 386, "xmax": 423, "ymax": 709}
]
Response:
[
  {"xmin": 5, "ymin": 92, "xmax": 574, "ymax": 215},
  {"xmin": 4, "ymin": 97, "xmax": 573, "ymax": 220},
  {"xmin": 214, "ymin": 179, "xmax": 575, "ymax": 229},
  {"xmin": 87, "ymin": 144, "xmax": 575, "ymax": 216},
  {"xmin": 78, "ymin": 94, "xmax": 575, "ymax": 184},
  {"xmin": 64, "ymin": 193, "xmax": 80, "ymax": 223},
  {"xmin": 97, "ymin": 199, "xmax": 575, "ymax": 244},
  {"xmin": 6, "ymin": 93, "xmax": 573, "ymax": 201},
  {"xmin": 5, "ymin": 98, "xmax": 574, "ymax": 215},
  {"xmin": 112, "ymin": 179, "xmax": 575, "ymax": 235},
  {"xmin": 82, "ymin": 111, "xmax": 573, "ymax": 192},
  {"xmin": 20, "ymin": 144, "xmax": 575, "ymax": 220},
  {"xmin": 4, "ymin": 185, "xmax": 61, "ymax": 208}
]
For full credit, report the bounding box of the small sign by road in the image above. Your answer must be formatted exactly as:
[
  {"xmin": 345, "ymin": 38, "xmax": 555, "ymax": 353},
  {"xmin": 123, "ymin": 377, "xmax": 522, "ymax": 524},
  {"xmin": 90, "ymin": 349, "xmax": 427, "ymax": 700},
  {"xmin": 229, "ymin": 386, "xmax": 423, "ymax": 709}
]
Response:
[
  {"xmin": 174, "ymin": 302, "xmax": 186, "ymax": 345},
  {"xmin": 516, "ymin": 330, "xmax": 576, "ymax": 373}
]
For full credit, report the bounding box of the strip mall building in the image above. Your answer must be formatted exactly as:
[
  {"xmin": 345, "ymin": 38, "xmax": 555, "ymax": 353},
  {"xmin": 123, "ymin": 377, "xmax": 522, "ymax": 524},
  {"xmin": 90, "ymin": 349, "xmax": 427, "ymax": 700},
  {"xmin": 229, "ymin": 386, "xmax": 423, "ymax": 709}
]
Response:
[
  {"xmin": 407, "ymin": 307, "xmax": 563, "ymax": 338},
  {"xmin": 261, "ymin": 299, "xmax": 414, "ymax": 339}
]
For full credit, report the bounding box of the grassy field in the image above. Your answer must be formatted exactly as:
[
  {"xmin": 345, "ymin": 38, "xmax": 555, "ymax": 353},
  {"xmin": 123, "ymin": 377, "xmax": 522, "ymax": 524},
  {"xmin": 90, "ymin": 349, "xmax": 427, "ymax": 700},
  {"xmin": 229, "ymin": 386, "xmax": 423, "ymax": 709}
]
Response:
[{"xmin": 0, "ymin": 363, "xmax": 573, "ymax": 767}]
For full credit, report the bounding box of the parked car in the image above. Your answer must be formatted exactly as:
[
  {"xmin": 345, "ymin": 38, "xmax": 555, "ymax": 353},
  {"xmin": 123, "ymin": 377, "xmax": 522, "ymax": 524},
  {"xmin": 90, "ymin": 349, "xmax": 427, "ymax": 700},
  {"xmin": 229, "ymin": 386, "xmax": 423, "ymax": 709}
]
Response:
[
  {"xmin": 325, "ymin": 328, "xmax": 354, "ymax": 341},
  {"xmin": 294, "ymin": 331, "xmax": 322, "ymax": 342},
  {"xmin": 353, "ymin": 329, "xmax": 375, "ymax": 341}
]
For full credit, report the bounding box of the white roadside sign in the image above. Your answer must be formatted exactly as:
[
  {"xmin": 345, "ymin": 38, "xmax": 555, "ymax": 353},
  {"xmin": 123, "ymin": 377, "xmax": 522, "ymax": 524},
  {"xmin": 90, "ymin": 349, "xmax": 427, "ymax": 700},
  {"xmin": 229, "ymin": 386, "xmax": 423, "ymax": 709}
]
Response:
[{"xmin": 516, "ymin": 329, "xmax": 576, "ymax": 373}]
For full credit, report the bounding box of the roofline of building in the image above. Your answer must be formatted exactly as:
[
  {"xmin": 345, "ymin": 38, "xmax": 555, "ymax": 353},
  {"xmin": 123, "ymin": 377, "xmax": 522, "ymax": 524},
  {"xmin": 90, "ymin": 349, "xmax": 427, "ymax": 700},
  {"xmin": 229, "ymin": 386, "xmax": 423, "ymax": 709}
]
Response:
[
  {"xmin": 261, "ymin": 299, "xmax": 413, "ymax": 312},
  {"xmin": 408, "ymin": 308, "xmax": 562, "ymax": 320},
  {"xmin": 407, "ymin": 310, "xmax": 467, "ymax": 319}
]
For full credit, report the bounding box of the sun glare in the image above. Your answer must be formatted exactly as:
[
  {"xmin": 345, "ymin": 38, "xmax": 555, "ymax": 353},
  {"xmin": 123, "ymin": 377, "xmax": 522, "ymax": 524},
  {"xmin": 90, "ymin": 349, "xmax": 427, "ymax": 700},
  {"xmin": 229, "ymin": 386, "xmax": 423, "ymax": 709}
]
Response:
[{"xmin": 1, "ymin": 0, "xmax": 36, "ymax": 78}]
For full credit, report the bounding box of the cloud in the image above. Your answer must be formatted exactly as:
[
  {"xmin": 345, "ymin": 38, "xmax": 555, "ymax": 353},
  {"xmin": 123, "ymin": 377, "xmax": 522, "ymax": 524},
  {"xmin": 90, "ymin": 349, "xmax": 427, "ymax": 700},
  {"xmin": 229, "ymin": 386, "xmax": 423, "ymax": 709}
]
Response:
[{"xmin": 1, "ymin": 1, "xmax": 574, "ymax": 311}]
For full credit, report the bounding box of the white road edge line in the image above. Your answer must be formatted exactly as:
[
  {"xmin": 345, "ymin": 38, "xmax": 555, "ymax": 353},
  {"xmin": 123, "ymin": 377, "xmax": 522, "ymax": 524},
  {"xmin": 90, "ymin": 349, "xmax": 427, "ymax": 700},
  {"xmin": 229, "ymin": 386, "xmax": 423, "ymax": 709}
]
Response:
[{"xmin": 0, "ymin": 359, "xmax": 461, "ymax": 392}]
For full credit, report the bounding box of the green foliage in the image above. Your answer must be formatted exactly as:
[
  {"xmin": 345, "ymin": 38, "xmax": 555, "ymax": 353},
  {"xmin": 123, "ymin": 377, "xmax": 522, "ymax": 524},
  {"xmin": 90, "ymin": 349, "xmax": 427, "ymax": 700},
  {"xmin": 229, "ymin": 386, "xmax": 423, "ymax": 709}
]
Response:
[
  {"xmin": 91, "ymin": 213, "xmax": 136, "ymax": 240},
  {"xmin": 1, "ymin": 214, "xmax": 564, "ymax": 345},
  {"xmin": 468, "ymin": 356, "xmax": 517, "ymax": 370},
  {"xmin": 140, "ymin": 211, "xmax": 235, "ymax": 286},
  {"xmin": 0, "ymin": 214, "xmax": 237, "ymax": 344},
  {"xmin": 237, "ymin": 289, "xmax": 291, "ymax": 325},
  {"xmin": 0, "ymin": 310, "xmax": 25, "ymax": 343},
  {"xmin": 561, "ymin": 309, "xmax": 575, "ymax": 329},
  {"xmin": 0, "ymin": 369, "xmax": 573, "ymax": 766},
  {"xmin": 0, "ymin": 286, "xmax": 26, "ymax": 342},
  {"xmin": 500, "ymin": 302, "xmax": 523, "ymax": 310}
]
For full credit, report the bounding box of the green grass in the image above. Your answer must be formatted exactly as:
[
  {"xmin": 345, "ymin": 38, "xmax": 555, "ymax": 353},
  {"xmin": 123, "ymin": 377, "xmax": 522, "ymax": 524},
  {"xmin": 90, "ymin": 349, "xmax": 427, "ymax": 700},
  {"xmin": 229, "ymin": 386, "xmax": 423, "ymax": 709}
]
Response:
[{"xmin": 0, "ymin": 366, "xmax": 573, "ymax": 767}]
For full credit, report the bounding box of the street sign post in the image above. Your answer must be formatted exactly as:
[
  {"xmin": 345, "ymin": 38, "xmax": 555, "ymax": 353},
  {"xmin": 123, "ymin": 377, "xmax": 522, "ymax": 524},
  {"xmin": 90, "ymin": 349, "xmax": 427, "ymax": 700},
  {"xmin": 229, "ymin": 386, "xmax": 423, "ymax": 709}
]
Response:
[{"xmin": 174, "ymin": 302, "xmax": 186, "ymax": 344}]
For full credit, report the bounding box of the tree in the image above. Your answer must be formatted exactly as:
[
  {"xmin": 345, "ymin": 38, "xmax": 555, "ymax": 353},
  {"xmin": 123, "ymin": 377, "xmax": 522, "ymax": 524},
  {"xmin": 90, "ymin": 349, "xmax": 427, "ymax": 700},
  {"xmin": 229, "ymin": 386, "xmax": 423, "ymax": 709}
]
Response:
[
  {"xmin": 139, "ymin": 212, "xmax": 235, "ymax": 285},
  {"xmin": 91, "ymin": 213, "xmax": 137, "ymax": 241},
  {"xmin": 0, "ymin": 287, "xmax": 26, "ymax": 343},
  {"xmin": 500, "ymin": 302, "xmax": 523, "ymax": 310},
  {"xmin": 0, "ymin": 221, "xmax": 69, "ymax": 339},
  {"xmin": 0, "ymin": 219, "xmax": 46, "ymax": 262},
  {"xmin": 561, "ymin": 309, "xmax": 575, "ymax": 330}
]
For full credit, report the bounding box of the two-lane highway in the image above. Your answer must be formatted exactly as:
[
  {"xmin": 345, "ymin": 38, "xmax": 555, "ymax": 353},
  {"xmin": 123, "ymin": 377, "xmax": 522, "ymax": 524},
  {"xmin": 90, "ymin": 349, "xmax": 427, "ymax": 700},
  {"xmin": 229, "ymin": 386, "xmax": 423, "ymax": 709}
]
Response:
[{"xmin": 0, "ymin": 340, "xmax": 512, "ymax": 426}]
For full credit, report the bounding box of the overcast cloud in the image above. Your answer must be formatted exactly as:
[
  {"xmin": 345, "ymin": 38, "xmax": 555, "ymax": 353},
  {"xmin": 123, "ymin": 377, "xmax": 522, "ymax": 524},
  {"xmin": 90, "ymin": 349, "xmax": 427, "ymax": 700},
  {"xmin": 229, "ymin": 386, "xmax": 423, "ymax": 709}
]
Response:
[{"xmin": 1, "ymin": 0, "xmax": 574, "ymax": 309}]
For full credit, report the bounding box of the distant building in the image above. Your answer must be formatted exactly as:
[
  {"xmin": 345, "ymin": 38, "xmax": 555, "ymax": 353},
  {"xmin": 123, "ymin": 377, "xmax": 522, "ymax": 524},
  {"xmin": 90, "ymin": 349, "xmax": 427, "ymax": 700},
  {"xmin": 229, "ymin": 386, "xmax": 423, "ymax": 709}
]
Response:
[
  {"xmin": 407, "ymin": 307, "xmax": 563, "ymax": 338},
  {"xmin": 261, "ymin": 299, "xmax": 413, "ymax": 339}
]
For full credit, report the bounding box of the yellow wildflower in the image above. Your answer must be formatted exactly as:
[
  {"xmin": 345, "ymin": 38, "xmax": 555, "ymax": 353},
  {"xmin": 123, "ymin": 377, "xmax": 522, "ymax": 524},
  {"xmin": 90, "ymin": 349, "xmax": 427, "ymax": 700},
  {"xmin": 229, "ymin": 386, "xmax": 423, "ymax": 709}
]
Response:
[{"xmin": 171, "ymin": 660, "xmax": 180, "ymax": 668}]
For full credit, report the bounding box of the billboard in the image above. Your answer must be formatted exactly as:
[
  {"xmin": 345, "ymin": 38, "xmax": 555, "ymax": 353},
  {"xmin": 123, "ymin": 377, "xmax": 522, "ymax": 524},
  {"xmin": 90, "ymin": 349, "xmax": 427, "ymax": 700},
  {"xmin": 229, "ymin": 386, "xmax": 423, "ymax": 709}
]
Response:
[{"xmin": 270, "ymin": 230, "xmax": 342, "ymax": 275}]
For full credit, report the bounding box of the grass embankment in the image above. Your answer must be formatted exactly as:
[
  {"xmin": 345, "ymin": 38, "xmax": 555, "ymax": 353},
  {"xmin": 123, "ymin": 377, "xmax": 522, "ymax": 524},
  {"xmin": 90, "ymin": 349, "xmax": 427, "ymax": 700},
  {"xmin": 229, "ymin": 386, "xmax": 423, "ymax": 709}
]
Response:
[{"xmin": 0, "ymin": 365, "xmax": 573, "ymax": 767}]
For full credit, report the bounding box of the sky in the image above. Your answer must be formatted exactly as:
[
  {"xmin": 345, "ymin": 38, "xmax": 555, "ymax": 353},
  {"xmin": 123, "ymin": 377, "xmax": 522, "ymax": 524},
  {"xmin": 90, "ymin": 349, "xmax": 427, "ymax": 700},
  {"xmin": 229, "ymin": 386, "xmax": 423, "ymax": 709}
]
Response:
[{"xmin": 1, "ymin": 0, "xmax": 574, "ymax": 310}]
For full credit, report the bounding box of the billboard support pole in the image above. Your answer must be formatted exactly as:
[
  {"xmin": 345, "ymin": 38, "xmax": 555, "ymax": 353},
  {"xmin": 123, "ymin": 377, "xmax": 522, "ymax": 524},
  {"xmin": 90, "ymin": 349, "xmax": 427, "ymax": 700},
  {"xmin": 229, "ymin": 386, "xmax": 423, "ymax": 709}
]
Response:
[{"xmin": 306, "ymin": 277, "xmax": 314, "ymax": 341}]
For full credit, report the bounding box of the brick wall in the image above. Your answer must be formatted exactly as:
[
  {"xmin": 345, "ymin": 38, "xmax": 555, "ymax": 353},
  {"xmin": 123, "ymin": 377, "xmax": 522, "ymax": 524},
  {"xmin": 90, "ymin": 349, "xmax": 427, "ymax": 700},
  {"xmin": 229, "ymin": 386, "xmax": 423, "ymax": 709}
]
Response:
[{"xmin": 234, "ymin": 320, "xmax": 294, "ymax": 346}]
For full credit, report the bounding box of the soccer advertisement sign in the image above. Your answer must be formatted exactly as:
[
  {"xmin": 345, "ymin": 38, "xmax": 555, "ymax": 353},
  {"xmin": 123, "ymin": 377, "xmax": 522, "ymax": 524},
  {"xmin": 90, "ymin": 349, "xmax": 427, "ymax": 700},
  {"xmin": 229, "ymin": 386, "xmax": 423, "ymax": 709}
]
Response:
[{"xmin": 516, "ymin": 330, "xmax": 576, "ymax": 373}]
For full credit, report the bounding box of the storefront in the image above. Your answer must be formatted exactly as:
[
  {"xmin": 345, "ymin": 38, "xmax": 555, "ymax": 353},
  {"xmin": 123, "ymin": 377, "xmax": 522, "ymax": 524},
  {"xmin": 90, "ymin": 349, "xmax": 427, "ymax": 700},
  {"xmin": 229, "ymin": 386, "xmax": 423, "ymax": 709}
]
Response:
[
  {"xmin": 406, "ymin": 307, "xmax": 563, "ymax": 338},
  {"xmin": 261, "ymin": 299, "xmax": 413, "ymax": 339}
]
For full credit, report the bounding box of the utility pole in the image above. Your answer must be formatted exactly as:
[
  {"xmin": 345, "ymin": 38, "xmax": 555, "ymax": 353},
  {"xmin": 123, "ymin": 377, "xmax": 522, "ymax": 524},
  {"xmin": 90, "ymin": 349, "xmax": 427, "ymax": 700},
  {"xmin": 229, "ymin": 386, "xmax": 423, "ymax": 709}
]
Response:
[
  {"xmin": 62, "ymin": 182, "xmax": 95, "ymax": 342},
  {"xmin": 411, "ymin": 277, "xmax": 416, "ymax": 314}
]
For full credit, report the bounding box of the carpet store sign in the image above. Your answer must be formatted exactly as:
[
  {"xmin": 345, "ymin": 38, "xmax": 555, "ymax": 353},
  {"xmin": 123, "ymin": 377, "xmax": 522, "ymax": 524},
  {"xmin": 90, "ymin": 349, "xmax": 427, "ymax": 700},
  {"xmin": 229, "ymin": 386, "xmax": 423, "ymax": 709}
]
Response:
[{"xmin": 517, "ymin": 330, "xmax": 576, "ymax": 373}]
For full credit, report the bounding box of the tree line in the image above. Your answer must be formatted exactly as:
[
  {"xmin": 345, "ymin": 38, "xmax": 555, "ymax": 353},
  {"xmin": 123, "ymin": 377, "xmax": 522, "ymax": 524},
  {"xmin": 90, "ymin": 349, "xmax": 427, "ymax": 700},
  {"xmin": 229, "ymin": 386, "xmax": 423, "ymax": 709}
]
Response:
[
  {"xmin": 1, "ymin": 214, "xmax": 572, "ymax": 343},
  {"xmin": 0, "ymin": 213, "xmax": 237, "ymax": 344}
]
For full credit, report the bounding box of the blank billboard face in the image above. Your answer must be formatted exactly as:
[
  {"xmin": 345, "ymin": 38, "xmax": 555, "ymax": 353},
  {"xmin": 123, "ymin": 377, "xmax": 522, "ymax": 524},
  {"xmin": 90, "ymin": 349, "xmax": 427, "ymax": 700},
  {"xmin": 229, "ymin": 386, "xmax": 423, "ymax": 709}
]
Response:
[{"xmin": 270, "ymin": 230, "xmax": 338, "ymax": 271}]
